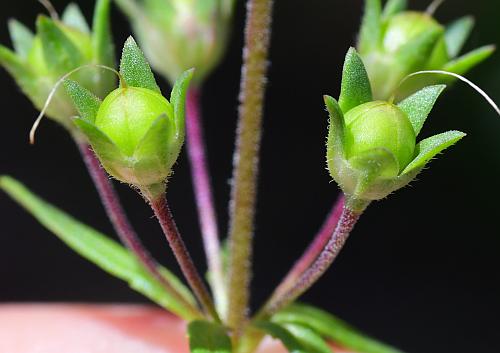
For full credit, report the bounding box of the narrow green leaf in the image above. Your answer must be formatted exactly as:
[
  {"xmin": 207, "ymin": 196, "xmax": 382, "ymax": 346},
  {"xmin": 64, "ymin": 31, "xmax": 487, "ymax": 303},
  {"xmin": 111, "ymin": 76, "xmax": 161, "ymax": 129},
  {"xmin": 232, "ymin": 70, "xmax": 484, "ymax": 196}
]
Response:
[
  {"xmin": 443, "ymin": 45, "xmax": 495, "ymax": 76},
  {"xmin": 8, "ymin": 19, "xmax": 34, "ymax": 59},
  {"xmin": 64, "ymin": 79, "xmax": 102, "ymax": 123},
  {"xmin": 358, "ymin": 0, "xmax": 382, "ymax": 54},
  {"xmin": 170, "ymin": 69, "xmax": 194, "ymax": 137},
  {"xmin": 0, "ymin": 176, "xmax": 199, "ymax": 320},
  {"xmin": 395, "ymin": 27, "xmax": 443, "ymax": 74},
  {"xmin": 36, "ymin": 15, "xmax": 83, "ymax": 74},
  {"xmin": 283, "ymin": 323, "xmax": 332, "ymax": 353},
  {"xmin": 120, "ymin": 36, "xmax": 160, "ymax": 93},
  {"xmin": 188, "ymin": 320, "xmax": 232, "ymax": 353},
  {"xmin": 402, "ymin": 131, "xmax": 466, "ymax": 174},
  {"xmin": 397, "ymin": 85, "xmax": 446, "ymax": 136},
  {"xmin": 338, "ymin": 48, "xmax": 373, "ymax": 113},
  {"xmin": 273, "ymin": 303, "xmax": 405, "ymax": 353},
  {"xmin": 62, "ymin": 3, "xmax": 91, "ymax": 34},
  {"xmin": 92, "ymin": 0, "xmax": 115, "ymax": 67},
  {"xmin": 445, "ymin": 16, "xmax": 474, "ymax": 58},
  {"xmin": 382, "ymin": 0, "xmax": 407, "ymax": 20},
  {"xmin": 254, "ymin": 321, "xmax": 306, "ymax": 353}
]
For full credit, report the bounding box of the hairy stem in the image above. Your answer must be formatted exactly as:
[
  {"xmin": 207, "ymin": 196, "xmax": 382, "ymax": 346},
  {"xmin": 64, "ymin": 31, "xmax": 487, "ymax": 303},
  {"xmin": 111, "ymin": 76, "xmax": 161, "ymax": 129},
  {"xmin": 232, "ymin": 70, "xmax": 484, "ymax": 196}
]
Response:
[
  {"xmin": 261, "ymin": 202, "xmax": 367, "ymax": 316},
  {"xmin": 227, "ymin": 0, "xmax": 274, "ymax": 332},
  {"xmin": 149, "ymin": 195, "xmax": 220, "ymax": 322},
  {"xmin": 271, "ymin": 194, "xmax": 345, "ymax": 298},
  {"xmin": 76, "ymin": 141, "xmax": 201, "ymax": 318},
  {"xmin": 186, "ymin": 87, "xmax": 226, "ymax": 315}
]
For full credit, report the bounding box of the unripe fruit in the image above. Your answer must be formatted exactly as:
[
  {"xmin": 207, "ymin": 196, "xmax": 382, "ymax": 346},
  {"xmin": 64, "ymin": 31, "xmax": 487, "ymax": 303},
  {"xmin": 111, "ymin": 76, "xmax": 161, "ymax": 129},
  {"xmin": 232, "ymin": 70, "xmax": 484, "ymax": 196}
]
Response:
[
  {"xmin": 95, "ymin": 87, "xmax": 172, "ymax": 156},
  {"xmin": 344, "ymin": 102, "xmax": 416, "ymax": 176}
]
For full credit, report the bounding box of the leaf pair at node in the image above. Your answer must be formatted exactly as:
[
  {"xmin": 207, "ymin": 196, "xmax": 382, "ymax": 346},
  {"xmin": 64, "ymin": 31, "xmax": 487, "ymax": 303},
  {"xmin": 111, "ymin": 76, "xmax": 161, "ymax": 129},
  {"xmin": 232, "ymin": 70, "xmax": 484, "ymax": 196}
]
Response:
[
  {"xmin": 66, "ymin": 37, "xmax": 193, "ymax": 196},
  {"xmin": 326, "ymin": 48, "xmax": 465, "ymax": 207},
  {"xmin": 0, "ymin": 0, "xmax": 115, "ymax": 129},
  {"xmin": 358, "ymin": 0, "xmax": 495, "ymax": 99}
]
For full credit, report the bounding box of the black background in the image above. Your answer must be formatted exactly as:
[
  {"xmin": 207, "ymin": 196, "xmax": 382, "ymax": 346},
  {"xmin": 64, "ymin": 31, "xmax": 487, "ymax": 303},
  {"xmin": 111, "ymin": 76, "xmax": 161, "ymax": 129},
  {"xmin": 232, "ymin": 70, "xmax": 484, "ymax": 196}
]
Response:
[{"xmin": 1, "ymin": 1, "xmax": 500, "ymax": 352}]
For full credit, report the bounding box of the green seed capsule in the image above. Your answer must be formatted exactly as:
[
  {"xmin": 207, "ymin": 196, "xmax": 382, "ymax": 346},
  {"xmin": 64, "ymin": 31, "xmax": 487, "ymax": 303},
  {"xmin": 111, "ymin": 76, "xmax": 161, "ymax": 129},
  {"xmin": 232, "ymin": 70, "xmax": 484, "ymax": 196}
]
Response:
[
  {"xmin": 95, "ymin": 87, "xmax": 173, "ymax": 156},
  {"xmin": 344, "ymin": 102, "xmax": 416, "ymax": 175}
]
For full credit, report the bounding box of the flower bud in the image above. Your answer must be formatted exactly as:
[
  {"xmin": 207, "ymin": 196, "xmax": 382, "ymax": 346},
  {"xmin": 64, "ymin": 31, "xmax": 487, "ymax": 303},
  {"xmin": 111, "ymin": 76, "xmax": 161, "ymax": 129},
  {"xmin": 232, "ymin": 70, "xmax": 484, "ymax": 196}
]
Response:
[
  {"xmin": 66, "ymin": 37, "xmax": 193, "ymax": 196},
  {"xmin": 0, "ymin": 1, "xmax": 115, "ymax": 131},
  {"xmin": 357, "ymin": 0, "xmax": 494, "ymax": 100},
  {"xmin": 326, "ymin": 48, "xmax": 465, "ymax": 206},
  {"xmin": 115, "ymin": 0, "xmax": 236, "ymax": 85}
]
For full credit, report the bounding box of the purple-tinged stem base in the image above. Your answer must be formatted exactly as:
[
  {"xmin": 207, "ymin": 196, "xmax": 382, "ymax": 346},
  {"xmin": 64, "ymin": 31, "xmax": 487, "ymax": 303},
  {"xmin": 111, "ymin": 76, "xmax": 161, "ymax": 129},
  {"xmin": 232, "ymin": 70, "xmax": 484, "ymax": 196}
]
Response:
[
  {"xmin": 272, "ymin": 194, "xmax": 345, "ymax": 298},
  {"xmin": 149, "ymin": 196, "xmax": 220, "ymax": 322},
  {"xmin": 185, "ymin": 87, "xmax": 225, "ymax": 310}
]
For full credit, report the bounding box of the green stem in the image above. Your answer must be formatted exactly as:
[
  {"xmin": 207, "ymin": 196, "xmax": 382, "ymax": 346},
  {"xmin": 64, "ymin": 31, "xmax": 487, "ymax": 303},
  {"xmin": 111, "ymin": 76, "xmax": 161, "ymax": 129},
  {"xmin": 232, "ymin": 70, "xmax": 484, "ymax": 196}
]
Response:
[{"xmin": 227, "ymin": 0, "xmax": 274, "ymax": 333}]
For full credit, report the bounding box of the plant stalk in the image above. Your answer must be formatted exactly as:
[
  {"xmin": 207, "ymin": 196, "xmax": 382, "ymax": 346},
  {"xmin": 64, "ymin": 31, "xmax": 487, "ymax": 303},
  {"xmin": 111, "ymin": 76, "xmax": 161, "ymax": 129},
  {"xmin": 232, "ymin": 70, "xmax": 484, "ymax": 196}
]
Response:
[
  {"xmin": 185, "ymin": 87, "xmax": 226, "ymax": 314},
  {"xmin": 227, "ymin": 0, "xmax": 274, "ymax": 332},
  {"xmin": 261, "ymin": 200, "xmax": 368, "ymax": 316},
  {"xmin": 149, "ymin": 194, "xmax": 220, "ymax": 322},
  {"xmin": 76, "ymin": 141, "xmax": 201, "ymax": 318},
  {"xmin": 271, "ymin": 194, "xmax": 346, "ymax": 298}
]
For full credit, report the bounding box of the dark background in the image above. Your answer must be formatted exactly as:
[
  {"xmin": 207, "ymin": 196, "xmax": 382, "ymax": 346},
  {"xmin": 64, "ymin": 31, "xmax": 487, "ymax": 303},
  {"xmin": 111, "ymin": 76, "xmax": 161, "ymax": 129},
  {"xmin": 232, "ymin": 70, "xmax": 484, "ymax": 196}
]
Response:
[{"xmin": 1, "ymin": 0, "xmax": 499, "ymax": 352}]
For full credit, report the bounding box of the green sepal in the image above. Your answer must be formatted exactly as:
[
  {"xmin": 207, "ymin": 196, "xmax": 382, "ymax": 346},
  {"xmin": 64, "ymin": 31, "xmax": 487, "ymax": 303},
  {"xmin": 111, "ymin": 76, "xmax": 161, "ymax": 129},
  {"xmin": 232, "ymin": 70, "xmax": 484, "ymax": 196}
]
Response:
[
  {"xmin": 73, "ymin": 118, "xmax": 127, "ymax": 179},
  {"xmin": 120, "ymin": 36, "xmax": 160, "ymax": 93},
  {"xmin": 395, "ymin": 27, "xmax": 444, "ymax": 74},
  {"xmin": 7, "ymin": 19, "xmax": 34, "ymax": 59},
  {"xmin": 382, "ymin": 0, "xmax": 407, "ymax": 20},
  {"xmin": 62, "ymin": 3, "xmax": 91, "ymax": 34},
  {"xmin": 325, "ymin": 95, "xmax": 346, "ymax": 165},
  {"xmin": 64, "ymin": 79, "xmax": 101, "ymax": 123},
  {"xmin": 358, "ymin": 0, "xmax": 382, "ymax": 54},
  {"xmin": 0, "ymin": 176, "xmax": 199, "ymax": 321},
  {"xmin": 253, "ymin": 321, "xmax": 307, "ymax": 353},
  {"xmin": 36, "ymin": 15, "xmax": 84, "ymax": 75},
  {"xmin": 445, "ymin": 16, "xmax": 474, "ymax": 59},
  {"xmin": 282, "ymin": 323, "xmax": 332, "ymax": 353},
  {"xmin": 133, "ymin": 114, "xmax": 176, "ymax": 185},
  {"xmin": 348, "ymin": 148, "xmax": 400, "ymax": 186},
  {"xmin": 0, "ymin": 44, "xmax": 37, "ymax": 88},
  {"xmin": 273, "ymin": 303, "xmax": 404, "ymax": 353},
  {"xmin": 338, "ymin": 48, "xmax": 373, "ymax": 113},
  {"xmin": 92, "ymin": 0, "xmax": 115, "ymax": 68},
  {"xmin": 170, "ymin": 68, "xmax": 194, "ymax": 138},
  {"xmin": 187, "ymin": 321, "xmax": 232, "ymax": 353},
  {"xmin": 402, "ymin": 130, "xmax": 466, "ymax": 175},
  {"xmin": 443, "ymin": 45, "xmax": 496, "ymax": 76},
  {"xmin": 397, "ymin": 85, "xmax": 446, "ymax": 136}
]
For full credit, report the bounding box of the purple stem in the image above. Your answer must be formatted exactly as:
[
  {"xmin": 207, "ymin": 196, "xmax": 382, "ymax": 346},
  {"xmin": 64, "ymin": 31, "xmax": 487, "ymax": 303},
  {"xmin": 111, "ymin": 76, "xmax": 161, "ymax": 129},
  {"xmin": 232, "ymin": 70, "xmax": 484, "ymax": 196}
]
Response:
[
  {"xmin": 150, "ymin": 195, "xmax": 220, "ymax": 322},
  {"xmin": 77, "ymin": 141, "xmax": 198, "ymax": 315},
  {"xmin": 272, "ymin": 194, "xmax": 345, "ymax": 297},
  {"xmin": 185, "ymin": 87, "xmax": 225, "ymax": 309},
  {"xmin": 263, "ymin": 205, "xmax": 362, "ymax": 316}
]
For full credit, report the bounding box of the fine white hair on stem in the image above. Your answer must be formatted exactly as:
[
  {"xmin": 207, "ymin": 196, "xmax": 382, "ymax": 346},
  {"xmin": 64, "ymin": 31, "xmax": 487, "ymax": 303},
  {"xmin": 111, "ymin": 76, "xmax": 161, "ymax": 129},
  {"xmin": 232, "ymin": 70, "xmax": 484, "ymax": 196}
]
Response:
[
  {"xmin": 38, "ymin": 0, "xmax": 60, "ymax": 21},
  {"xmin": 426, "ymin": 0, "xmax": 445, "ymax": 16},
  {"xmin": 30, "ymin": 64, "xmax": 123, "ymax": 144},
  {"xmin": 400, "ymin": 70, "xmax": 500, "ymax": 117}
]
